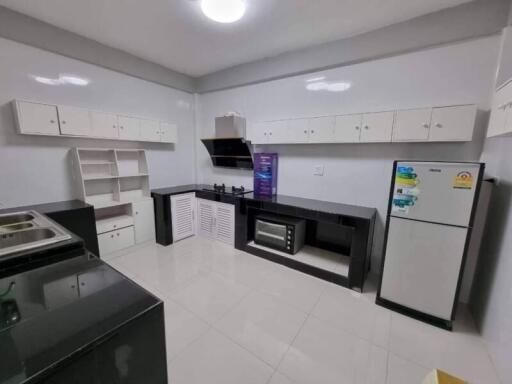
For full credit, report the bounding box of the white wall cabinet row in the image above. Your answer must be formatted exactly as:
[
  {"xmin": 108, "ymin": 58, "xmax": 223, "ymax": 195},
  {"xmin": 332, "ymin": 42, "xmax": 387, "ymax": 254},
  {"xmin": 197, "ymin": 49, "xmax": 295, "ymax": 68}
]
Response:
[
  {"xmin": 170, "ymin": 194, "xmax": 235, "ymax": 246},
  {"xmin": 13, "ymin": 100, "xmax": 178, "ymax": 143},
  {"xmin": 249, "ymin": 104, "xmax": 476, "ymax": 144},
  {"xmin": 488, "ymin": 79, "xmax": 512, "ymax": 137}
]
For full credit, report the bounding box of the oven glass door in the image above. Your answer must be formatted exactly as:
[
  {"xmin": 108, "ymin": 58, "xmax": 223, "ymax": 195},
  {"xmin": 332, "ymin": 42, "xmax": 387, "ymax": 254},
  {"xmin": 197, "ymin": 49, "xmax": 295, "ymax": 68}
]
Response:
[{"xmin": 255, "ymin": 220, "xmax": 288, "ymax": 250}]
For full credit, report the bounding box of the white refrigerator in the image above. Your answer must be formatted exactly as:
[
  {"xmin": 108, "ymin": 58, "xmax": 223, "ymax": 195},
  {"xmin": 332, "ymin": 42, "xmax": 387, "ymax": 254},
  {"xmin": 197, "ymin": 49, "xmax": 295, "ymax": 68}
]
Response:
[{"xmin": 377, "ymin": 161, "xmax": 484, "ymax": 329}]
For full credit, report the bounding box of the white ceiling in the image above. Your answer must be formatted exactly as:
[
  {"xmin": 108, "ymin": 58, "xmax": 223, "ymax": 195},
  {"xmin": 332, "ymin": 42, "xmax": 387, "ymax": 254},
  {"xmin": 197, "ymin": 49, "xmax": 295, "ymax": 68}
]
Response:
[{"xmin": 0, "ymin": 0, "xmax": 472, "ymax": 77}]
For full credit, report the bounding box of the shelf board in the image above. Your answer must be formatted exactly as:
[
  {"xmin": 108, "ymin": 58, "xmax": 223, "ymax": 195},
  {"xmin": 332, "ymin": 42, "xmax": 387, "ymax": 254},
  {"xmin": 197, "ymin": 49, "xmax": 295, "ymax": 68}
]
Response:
[
  {"xmin": 83, "ymin": 173, "xmax": 148, "ymax": 181},
  {"xmin": 247, "ymin": 241, "xmax": 350, "ymax": 277},
  {"xmin": 81, "ymin": 161, "xmax": 115, "ymax": 165}
]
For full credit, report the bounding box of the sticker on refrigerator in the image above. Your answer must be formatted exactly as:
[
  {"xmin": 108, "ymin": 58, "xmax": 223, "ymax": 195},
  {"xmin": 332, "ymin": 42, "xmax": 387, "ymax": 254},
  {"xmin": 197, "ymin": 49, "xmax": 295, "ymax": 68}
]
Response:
[
  {"xmin": 392, "ymin": 166, "xmax": 421, "ymax": 214},
  {"xmin": 453, "ymin": 171, "xmax": 473, "ymax": 190}
]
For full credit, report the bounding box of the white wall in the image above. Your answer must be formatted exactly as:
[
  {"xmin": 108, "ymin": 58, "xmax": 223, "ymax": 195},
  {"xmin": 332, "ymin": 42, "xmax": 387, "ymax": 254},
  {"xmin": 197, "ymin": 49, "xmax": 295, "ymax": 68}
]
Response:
[
  {"xmin": 471, "ymin": 136, "xmax": 512, "ymax": 384},
  {"xmin": 196, "ymin": 35, "xmax": 500, "ymax": 272},
  {"xmin": 0, "ymin": 37, "xmax": 196, "ymax": 209}
]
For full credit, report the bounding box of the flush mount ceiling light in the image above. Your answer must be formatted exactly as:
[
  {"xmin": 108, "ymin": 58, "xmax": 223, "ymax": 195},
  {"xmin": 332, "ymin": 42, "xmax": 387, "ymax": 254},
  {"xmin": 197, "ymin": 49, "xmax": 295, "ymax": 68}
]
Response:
[
  {"xmin": 201, "ymin": 0, "xmax": 246, "ymax": 23},
  {"xmin": 306, "ymin": 81, "xmax": 351, "ymax": 92},
  {"xmin": 32, "ymin": 74, "xmax": 90, "ymax": 86}
]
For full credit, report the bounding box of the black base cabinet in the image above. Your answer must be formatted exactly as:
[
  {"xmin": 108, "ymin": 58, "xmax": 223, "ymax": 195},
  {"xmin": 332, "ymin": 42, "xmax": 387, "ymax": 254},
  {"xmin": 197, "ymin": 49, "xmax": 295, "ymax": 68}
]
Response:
[{"xmin": 41, "ymin": 305, "xmax": 167, "ymax": 384}]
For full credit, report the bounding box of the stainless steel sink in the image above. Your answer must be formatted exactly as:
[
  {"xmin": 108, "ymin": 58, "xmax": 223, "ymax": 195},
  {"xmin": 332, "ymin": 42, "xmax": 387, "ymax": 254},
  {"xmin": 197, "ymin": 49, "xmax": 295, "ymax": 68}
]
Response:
[
  {"xmin": 0, "ymin": 213, "xmax": 34, "ymax": 226},
  {"xmin": 0, "ymin": 211, "xmax": 72, "ymax": 258}
]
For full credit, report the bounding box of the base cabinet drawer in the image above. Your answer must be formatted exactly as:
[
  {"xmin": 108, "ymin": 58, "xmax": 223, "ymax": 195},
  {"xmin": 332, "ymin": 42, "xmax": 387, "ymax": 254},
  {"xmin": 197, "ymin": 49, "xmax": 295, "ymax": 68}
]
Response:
[
  {"xmin": 98, "ymin": 226, "xmax": 135, "ymax": 255},
  {"xmin": 96, "ymin": 215, "xmax": 134, "ymax": 234}
]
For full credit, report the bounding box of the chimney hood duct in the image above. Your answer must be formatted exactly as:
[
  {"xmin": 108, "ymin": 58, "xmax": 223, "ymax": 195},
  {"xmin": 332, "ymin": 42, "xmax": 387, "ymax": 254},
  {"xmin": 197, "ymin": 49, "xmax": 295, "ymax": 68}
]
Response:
[{"xmin": 201, "ymin": 115, "xmax": 253, "ymax": 170}]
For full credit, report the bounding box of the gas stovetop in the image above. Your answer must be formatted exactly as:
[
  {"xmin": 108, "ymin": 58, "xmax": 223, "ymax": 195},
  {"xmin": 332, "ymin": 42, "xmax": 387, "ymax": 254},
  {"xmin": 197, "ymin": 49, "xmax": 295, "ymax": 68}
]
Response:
[{"xmin": 203, "ymin": 184, "xmax": 252, "ymax": 196}]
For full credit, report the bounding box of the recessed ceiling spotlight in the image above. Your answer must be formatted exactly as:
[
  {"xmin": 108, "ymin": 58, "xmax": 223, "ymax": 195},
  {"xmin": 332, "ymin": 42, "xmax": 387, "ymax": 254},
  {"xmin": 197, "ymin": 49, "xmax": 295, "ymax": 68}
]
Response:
[{"xmin": 201, "ymin": 0, "xmax": 246, "ymax": 23}]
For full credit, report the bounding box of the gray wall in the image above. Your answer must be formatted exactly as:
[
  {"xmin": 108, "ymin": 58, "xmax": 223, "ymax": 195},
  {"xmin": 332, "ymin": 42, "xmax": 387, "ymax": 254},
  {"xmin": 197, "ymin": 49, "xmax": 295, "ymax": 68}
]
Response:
[{"xmin": 471, "ymin": 136, "xmax": 512, "ymax": 384}]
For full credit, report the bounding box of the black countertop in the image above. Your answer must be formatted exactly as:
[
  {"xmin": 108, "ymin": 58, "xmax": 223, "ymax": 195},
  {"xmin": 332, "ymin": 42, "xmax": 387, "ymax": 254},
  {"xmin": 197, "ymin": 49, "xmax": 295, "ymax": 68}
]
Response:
[
  {"xmin": 151, "ymin": 185, "xmax": 376, "ymax": 220},
  {"xmin": 0, "ymin": 253, "xmax": 161, "ymax": 383},
  {"xmin": 0, "ymin": 200, "xmax": 92, "ymax": 215}
]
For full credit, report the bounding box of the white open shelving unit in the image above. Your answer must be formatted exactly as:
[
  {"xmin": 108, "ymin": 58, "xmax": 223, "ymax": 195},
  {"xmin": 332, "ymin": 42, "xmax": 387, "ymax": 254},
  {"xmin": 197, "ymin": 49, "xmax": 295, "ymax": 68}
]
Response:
[{"xmin": 73, "ymin": 148, "xmax": 155, "ymax": 256}]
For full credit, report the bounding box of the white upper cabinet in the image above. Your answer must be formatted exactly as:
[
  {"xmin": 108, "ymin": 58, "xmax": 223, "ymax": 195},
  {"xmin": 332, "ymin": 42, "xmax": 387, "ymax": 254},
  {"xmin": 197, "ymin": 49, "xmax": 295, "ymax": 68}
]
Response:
[
  {"xmin": 90, "ymin": 111, "xmax": 119, "ymax": 139},
  {"xmin": 13, "ymin": 99, "xmax": 177, "ymax": 143},
  {"xmin": 14, "ymin": 101, "xmax": 59, "ymax": 135},
  {"xmin": 393, "ymin": 108, "xmax": 432, "ymax": 142},
  {"xmin": 287, "ymin": 118, "xmax": 309, "ymax": 143},
  {"xmin": 58, "ymin": 105, "xmax": 91, "ymax": 136},
  {"xmin": 334, "ymin": 114, "xmax": 362, "ymax": 143},
  {"xmin": 308, "ymin": 116, "xmax": 335, "ymax": 143},
  {"xmin": 248, "ymin": 122, "xmax": 269, "ymax": 144},
  {"xmin": 118, "ymin": 116, "xmax": 141, "ymax": 141},
  {"xmin": 360, "ymin": 111, "xmax": 395, "ymax": 142},
  {"xmin": 139, "ymin": 119, "xmax": 161, "ymax": 141},
  {"xmin": 160, "ymin": 122, "xmax": 178, "ymax": 143},
  {"xmin": 266, "ymin": 120, "xmax": 288, "ymax": 144},
  {"xmin": 429, "ymin": 105, "xmax": 477, "ymax": 142}
]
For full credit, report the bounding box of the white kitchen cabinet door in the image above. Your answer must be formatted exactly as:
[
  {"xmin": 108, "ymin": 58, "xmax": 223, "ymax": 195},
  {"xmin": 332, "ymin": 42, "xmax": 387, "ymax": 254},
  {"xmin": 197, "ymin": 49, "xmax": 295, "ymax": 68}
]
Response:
[
  {"xmin": 160, "ymin": 122, "xmax": 178, "ymax": 143},
  {"xmin": 392, "ymin": 108, "xmax": 432, "ymax": 142},
  {"xmin": 248, "ymin": 122, "xmax": 269, "ymax": 144},
  {"xmin": 215, "ymin": 202, "xmax": 235, "ymax": 246},
  {"xmin": 308, "ymin": 116, "xmax": 335, "ymax": 143},
  {"xmin": 118, "ymin": 116, "xmax": 140, "ymax": 141},
  {"xmin": 15, "ymin": 101, "xmax": 60, "ymax": 135},
  {"xmin": 196, "ymin": 198, "xmax": 216, "ymax": 239},
  {"xmin": 334, "ymin": 114, "xmax": 362, "ymax": 143},
  {"xmin": 171, "ymin": 193, "xmax": 196, "ymax": 242},
  {"xmin": 98, "ymin": 226, "xmax": 135, "ymax": 255},
  {"xmin": 487, "ymin": 87, "xmax": 508, "ymax": 137},
  {"xmin": 133, "ymin": 199, "xmax": 155, "ymax": 244},
  {"xmin": 139, "ymin": 119, "xmax": 161, "ymax": 142},
  {"xmin": 360, "ymin": 111, "xmax": 394, "ymax": 142},
  {"xmin": 286, "ymin": 118, "xmax": 309, "ymax": 143},
  {"xmin": 429, "ymin": 105, "xmax": 477, "ymax": 142},
  {"xmin": 58, "ymin": 105, "xmax": 92, "ymax": 136},
  {"xmin": 266, "ymin": 120, "xmax": 288, "ymax": 144},
  {"xmin": 90, "ymin": 111, "xmax": 119, "ymax": 139}
]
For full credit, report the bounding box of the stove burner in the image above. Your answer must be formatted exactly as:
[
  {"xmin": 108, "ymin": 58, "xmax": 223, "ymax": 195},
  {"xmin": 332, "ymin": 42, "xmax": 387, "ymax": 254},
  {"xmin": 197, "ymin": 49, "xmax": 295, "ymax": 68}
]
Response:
[{"xmin": 206, "ymin": 184, "xmax": 251, "ymax": 195}]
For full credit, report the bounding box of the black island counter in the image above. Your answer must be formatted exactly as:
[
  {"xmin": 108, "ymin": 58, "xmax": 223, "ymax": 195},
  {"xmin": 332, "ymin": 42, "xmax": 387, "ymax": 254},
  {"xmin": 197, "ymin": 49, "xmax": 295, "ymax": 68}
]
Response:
[{"xmin": 151, "ymin": 185, "xmax": 376, "ymax": 291}]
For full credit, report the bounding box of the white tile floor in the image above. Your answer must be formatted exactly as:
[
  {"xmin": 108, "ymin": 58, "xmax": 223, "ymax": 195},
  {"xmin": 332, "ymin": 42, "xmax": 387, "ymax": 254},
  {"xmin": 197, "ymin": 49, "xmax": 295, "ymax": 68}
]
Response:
[{"xmin": 104, "ymin": 237, "xmax": 501, "ymax": 384}]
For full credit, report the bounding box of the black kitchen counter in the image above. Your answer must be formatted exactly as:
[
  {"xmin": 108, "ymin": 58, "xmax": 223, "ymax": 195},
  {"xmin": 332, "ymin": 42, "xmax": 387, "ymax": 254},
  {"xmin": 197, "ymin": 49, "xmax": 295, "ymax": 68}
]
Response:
[
  {"xmin": 0, "ymin": 253, "xmax": 164, "ymax": 383},
  {"xmin": 241, "ymin": 193, "xmax": 376, "ymax": 221},
  {"xmin": 0, "ymin": 200, "xmax": 99, "ymax": 256},
  {"xmin": 151, "ymin": 184, "xmax": 211, "ymax": 197}
]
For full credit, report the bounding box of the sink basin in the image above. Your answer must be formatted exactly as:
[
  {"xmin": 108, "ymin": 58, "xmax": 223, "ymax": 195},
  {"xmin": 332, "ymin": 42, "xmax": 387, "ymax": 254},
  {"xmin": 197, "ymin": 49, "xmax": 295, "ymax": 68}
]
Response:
[
  {"xmin": 0, "ymin": 222, "xmax": 34, "ymax": 233},
  {"xmin": 0, "ymin": 211, "xmax": 72, "ymax": 258},
  {"xmin": 0, "ymin": 228, "xmax": 56, "ymax": 249},
  {"xmin": 0, "ymin": 213, "xmax": 34, "ymax": 226}
]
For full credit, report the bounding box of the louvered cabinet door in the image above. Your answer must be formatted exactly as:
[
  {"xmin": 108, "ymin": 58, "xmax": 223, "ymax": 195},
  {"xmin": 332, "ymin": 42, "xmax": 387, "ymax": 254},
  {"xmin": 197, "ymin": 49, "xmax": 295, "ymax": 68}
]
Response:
[
  {"xmin": 215, "ymin": 202, "xmax": 235, "ymax": 246},
  {"xmin": 170, "ymin": 193, "xmax": 196, "ymax": 242},
  {"xmin": 196, "ymin": 198, "xmax": 216, "ymax": 239}
]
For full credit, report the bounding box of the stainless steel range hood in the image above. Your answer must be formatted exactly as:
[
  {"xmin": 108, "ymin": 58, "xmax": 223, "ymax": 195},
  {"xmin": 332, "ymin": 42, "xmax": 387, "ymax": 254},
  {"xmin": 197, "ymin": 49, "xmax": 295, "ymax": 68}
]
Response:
[{"xmin": 201, "ymin": 115, "xmax": 253, "ymax": 170}]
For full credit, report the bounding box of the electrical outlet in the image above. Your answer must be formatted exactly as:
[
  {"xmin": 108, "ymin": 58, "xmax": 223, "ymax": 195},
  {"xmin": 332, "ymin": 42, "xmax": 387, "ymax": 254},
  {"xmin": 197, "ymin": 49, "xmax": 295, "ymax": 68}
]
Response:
[{"xmin": 314, "ymin": 165, "xmax": 324, "ymax": 176}]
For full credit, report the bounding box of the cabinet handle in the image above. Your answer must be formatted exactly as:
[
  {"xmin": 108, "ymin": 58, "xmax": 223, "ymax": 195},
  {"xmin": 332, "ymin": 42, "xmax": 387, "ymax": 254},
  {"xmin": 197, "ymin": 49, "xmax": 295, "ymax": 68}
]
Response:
[
  {"xmin": 110, "ymin": 234, "xmax": 114, "ymax": 238},
  {"xmin": 311, "ymin": 130, "xmax": 315, "ymax": 134},
  {"xmin": 113, "ymin": 125, "xmax": 116, "ymax": 128},
  {"xmin": 304, "ymin": 130, "xmax": 307, "ymax": 134},
  {"xmin": 422, "ymin": 123, "xmax": 430, "ymax": 129},
  {"xmin": 113, "ymin": 225, "xmax": 117, "ymax": 228},
  {"xmin": 135, "ymin": 211, "xmax": 139, "ymax": 215},
  {"xmin": 120, "ymin": 126, "xmax": 124, "ymax": 129},
  {"xmin": 269, "ymin": 132, "xmax": 272, "ymax": 135},
  {"xmin": 364, "ymin": 126, "xmax": 369, "ymax": 130},
  {"xmin": 61, "ymin": 120, "xmax": 66, "ymax": 124},
  {"xmin": 355, "ymin": 126, "xmax": 360, "ymax": 130},
  {"xmin": 435, "ymin": 123, "xmax": 442, "ymax": 128},
  {"xmin": 117, "ymin": 233, "xmax": 120, "ymax": 237},
  {"xmin": 264, "ymin": 132, "xmax": 267, "ymax": 135},
  {"xmin": 50, "ymin": 120, "xmax": 55, "ymax": 124}
]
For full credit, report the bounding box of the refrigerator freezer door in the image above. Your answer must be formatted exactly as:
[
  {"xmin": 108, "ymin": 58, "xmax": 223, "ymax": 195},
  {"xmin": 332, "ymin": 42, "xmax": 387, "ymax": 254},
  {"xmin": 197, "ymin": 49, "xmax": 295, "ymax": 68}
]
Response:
[
  {"xmin": 391, "ymin": 162, "xmax": 481, "ymax": 227},
  {"xmin": 380, "ymin": 217, "xmax": 468, "ymax": 320}
]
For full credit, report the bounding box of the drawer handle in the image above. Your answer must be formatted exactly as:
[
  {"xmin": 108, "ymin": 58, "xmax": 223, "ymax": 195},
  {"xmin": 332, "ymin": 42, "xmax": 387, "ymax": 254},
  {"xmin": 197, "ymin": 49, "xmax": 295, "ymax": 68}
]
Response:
[
  {"xmin": 303, "ymin": 130, "xmax": 307, "ymax": 134},
  {"xmin": 50, "ymin": 120, "xmax": 55, "ymax": 124},
  {"xmin": 110, "ymin": 234, "xmax": 114, "ymax": 238},
  {"xmin": 364, "ymin": 126, "xmax": 369, "ymax": 130},
  {"xmin": 355, "ymin": 126, "xmax": 360, "ymax": 130},
  {"xmin": 310, "ymin": 130, "xmax": 315, "ymax": 134},
  {"xmin": 422, "ymin": 123, "xmax": 429, "ymax": 129},
  {"xmin": 435, "ymin": 123, "xmax": 442, "ymax": 128}
]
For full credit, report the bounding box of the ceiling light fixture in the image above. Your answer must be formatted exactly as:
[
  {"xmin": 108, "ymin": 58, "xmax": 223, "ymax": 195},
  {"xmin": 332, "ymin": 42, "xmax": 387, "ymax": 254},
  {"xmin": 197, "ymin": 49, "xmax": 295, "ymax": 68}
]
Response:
[
  {"xmin": 306, "ymin": 81, "xmax": 351, "ymax": 93},
  {"xmin": 306, "ymin": 76, "xmax": 326, "ymax": 83},
  {"xmin": 201, "ymin": 0, "xmax": 246, "ymax": 23},
  {"xmin": 32, "ymin": 74, "xmax": 90, "ymax": 86}
]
